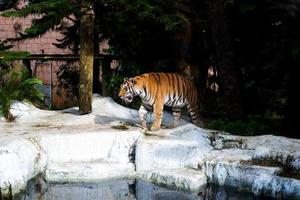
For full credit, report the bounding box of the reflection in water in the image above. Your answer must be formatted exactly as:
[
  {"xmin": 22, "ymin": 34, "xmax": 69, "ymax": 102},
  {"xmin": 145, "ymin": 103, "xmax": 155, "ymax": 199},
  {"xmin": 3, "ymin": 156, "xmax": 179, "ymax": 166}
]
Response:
[{"xmin": 11, "ymin": 177, "xmax": 273, "ymax": 200}]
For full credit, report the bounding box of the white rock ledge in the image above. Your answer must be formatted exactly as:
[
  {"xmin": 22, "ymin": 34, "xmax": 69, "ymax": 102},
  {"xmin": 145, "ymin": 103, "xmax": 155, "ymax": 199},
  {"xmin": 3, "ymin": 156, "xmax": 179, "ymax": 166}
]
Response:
[
  {"xmin": 0, "ymin": 95, "xmax": 299, "ymax": 199},
  {"xmin": 138, "ymin": 168, "xmax": 207, "ymax": 192}
]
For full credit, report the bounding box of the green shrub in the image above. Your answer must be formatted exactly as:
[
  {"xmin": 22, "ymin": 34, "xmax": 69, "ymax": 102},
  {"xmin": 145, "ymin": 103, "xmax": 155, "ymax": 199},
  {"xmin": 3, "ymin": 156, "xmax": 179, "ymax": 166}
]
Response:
[
  {"xmin": 0, "ymin": 68, "xmax": 44, "ymax": 121},
  {"xmin": 206, "ymin": 118, "xmax": 272, "ymax": 136}
]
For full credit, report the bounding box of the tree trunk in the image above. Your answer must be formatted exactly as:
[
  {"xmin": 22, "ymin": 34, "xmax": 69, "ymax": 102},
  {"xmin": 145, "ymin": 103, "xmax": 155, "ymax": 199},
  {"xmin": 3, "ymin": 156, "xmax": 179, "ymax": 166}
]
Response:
[
  {"xmin": 79, "ymin": 1, "xmax": 94, "ymax": 114},
  {"xmin": 206, "ymin": 0, "xmax": 244, "ymax": 119}
]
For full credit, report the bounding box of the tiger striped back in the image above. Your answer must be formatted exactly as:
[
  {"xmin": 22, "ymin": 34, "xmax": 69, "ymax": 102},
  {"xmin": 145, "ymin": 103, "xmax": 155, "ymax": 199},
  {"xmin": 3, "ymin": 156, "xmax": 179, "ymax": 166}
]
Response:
[{"xmin": 119, "ymin": 72, "xmax": 201, "ymax": 131}]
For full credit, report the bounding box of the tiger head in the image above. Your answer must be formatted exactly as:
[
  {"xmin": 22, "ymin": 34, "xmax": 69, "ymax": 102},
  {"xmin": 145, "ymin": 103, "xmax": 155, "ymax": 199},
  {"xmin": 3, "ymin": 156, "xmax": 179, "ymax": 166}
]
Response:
[{"xmin": 118, "ymin": 78, "xmax": 137, "ymax": 103}]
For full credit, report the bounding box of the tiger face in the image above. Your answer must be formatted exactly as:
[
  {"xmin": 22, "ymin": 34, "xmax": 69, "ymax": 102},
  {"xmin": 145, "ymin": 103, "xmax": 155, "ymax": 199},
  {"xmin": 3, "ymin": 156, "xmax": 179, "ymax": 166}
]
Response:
[{"xmin": 118, "ymin": 78, "xmax": 136, "ymax": 103}]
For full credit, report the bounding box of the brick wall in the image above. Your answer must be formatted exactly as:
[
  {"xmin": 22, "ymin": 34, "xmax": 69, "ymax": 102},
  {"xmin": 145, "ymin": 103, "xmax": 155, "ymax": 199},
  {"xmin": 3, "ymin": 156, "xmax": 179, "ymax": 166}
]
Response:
[{"xmin": 0, "ymin": 17, "xmax": 73, "ymax": 54}]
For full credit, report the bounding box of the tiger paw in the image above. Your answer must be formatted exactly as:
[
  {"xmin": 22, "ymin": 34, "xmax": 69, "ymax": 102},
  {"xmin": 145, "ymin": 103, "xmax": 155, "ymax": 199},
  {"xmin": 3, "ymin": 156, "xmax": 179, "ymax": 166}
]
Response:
[
  {"xmin": 167, "ymin": 122, "xmax": 177, "ymax": 129},
  {"xmin": 140, "ymin": 127, "xmax": 148, "ymax": 134},
  {"xmin": 150, "ymin": 126, "xmax": 160, "ymax": 131}
]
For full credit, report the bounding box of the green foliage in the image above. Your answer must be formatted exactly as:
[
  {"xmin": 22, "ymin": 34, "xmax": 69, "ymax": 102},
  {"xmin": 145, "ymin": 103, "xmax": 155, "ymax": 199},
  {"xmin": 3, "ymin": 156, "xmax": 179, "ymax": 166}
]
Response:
[
  {"xmin": 206, "ymin": 118, "xmax": 272, "ymax": 136},
  {"xmin": 1, "ymin": 0, "xmax": 184, "ymax": 44},
  {"xmin": 219, "ymin": 0, "xmax": 300, "ymax": 131},
  {"xmin": 159, "ymin": 14, "xmax": 188, "ymax": 31},
  {"xmin": 0, "ymin": 51, "xmax": 30, "ymax": 61},
  {"xmin": 0, "ymin": 69, "xmax": 44, "ymax": 121},
  {"xmin": 101, "ymin": 0, "xmax": 187, "ymax": 68},
  {"xmin": 0, "ymin": 41, "xmax": 11, "ymax": 71},
  {"xmin": 2, "ymin": 0, "xmax": 187, "ymax": 68},
  {"xmin": 107, "ymin": 73, "xmax": 124, "ymax": 104}
]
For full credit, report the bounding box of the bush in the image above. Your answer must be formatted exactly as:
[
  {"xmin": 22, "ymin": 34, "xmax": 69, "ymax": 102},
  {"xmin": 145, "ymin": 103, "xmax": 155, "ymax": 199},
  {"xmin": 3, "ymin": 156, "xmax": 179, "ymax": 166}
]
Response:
[
  {"xmin": 0, "ymin": 68, "xmax": 44, "ymax": 121},
  {"xmin": 206, "ymin": 118, "xmax": 272, "ymax": 136}
]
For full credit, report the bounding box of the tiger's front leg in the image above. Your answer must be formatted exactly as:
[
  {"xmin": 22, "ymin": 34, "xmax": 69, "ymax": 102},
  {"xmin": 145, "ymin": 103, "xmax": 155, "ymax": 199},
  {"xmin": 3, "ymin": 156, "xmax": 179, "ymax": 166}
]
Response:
[
  {"xmin": 138, "ymin": 105, "xmax": 148, "ymax": 129},
  {"xmin": 150, "ymin": 100, "xmax": 164, "ymax": 131}
]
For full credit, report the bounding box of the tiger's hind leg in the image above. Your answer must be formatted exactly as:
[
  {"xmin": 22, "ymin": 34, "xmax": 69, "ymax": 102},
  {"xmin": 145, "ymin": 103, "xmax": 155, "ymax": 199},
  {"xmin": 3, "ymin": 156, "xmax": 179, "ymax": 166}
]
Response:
[
  {"xmin": 187, "ymin": 104, "xmax": 203, "ymax": 127},
  {"xmin": 150, "ymin": 99, "xmax": 164, "ymax": 131},
  {"xmin": 168, "ymin": 107, "xmax": 181, "ymax": 128}
]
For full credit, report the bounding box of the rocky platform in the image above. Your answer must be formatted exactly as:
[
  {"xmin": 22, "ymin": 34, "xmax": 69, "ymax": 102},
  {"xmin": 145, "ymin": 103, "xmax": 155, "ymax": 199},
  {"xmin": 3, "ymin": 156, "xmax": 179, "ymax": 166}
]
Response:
[{"xmin": 0, "ymin": 95, "xmax": 299, "ymax": 199}]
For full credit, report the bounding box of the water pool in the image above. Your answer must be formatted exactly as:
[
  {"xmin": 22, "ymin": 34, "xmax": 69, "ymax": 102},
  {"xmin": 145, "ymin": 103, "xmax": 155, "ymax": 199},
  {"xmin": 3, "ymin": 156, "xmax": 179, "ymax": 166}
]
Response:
[{"xmin": 8, "ymin": 178, "xmax": 275, "ymax": 200}]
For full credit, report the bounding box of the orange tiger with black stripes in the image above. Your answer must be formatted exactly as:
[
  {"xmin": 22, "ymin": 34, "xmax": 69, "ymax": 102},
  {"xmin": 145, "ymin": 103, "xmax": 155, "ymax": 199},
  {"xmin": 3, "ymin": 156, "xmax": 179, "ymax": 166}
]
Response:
[{"xmin": 118, "ymin": 72, "xmax": 201, "ymax": 131}]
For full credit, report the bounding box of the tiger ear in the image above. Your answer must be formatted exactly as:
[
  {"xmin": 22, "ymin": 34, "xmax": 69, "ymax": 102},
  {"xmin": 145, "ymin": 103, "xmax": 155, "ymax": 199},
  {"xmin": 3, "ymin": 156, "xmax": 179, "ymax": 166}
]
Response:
[
  {"xmin": 129, "ymin": 78, "xmax": 136, "ymax": 85},
  {"xmin": 123, "ymin": 77, "xmax": 128, "ymax": 82}
]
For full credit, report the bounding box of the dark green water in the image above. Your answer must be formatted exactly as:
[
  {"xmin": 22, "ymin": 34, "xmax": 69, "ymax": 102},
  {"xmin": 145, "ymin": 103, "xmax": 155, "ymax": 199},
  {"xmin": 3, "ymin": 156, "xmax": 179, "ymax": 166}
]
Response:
[{"xmin": 5, "ymin": 178, "xmax": 275, "ymax": 200}]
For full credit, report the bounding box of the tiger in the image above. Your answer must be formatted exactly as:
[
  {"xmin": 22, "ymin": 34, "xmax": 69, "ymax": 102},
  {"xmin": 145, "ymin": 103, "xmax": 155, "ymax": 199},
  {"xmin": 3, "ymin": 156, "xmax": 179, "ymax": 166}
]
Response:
[{"xmin": 118, "ymin": 72, "xmax": 202, "ymax": 131}]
